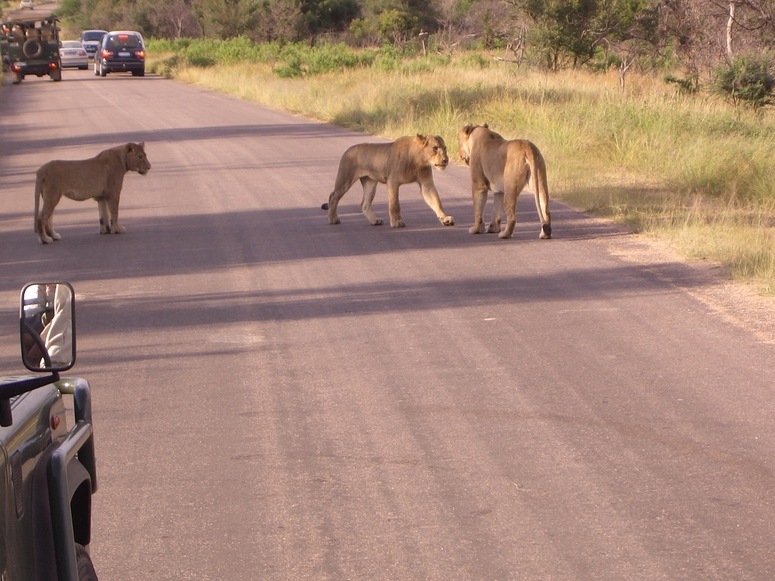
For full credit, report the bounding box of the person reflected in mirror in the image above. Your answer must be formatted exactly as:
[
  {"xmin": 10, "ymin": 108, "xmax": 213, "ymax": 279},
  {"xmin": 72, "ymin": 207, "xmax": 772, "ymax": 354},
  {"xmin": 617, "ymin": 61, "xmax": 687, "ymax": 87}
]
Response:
[{"xmin": 38, "ymin": 284, "xmax": 73, "ymax": 367}]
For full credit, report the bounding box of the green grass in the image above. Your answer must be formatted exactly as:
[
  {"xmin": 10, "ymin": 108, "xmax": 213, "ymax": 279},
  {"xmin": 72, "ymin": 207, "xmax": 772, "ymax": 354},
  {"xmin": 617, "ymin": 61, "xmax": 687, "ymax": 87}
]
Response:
[{"xmin": 146, "ymin": 41, "xmax": 775, "ymax": 295}]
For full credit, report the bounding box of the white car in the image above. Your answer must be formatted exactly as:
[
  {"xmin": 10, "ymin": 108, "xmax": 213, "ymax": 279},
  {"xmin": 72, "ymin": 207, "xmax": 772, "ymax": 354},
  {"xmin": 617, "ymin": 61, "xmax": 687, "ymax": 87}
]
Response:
[
  {"xmin": 60, "ymin": 40, "xmax": 89, "ymax": 70},
  {"xmin": 79, "ymin": 29, "xmax": 107, "ymax": 59},
  {"xmin": 19, "ymin": 0, "xmax": 34, "ymax": 9}
]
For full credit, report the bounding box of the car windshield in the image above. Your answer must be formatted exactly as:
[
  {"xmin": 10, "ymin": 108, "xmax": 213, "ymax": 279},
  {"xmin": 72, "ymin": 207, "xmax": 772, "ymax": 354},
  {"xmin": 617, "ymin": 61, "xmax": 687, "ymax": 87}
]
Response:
[
  {"xmin": 82, "ymin": 31, "xmax": 104, "ymax": 41},
  {"xmin": 62, "ymin": 41, "xmax": 81, "ymax": 48},
  {"xmin": 107, "ymin": 35, "xmax": 141, "ymax": 50}
]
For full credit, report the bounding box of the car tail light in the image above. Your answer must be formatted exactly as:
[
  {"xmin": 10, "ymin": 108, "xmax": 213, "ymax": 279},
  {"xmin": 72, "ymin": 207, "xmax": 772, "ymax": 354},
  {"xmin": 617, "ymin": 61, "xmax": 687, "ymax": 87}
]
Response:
[
  {"xmin": 101, "ymin": 49, "xmax": 112, "ymax": 58},
  {"xmin": 136, "ymin": 50, "xmax": 146, "ymax": 59},
  {"xmin": 11, "ymin": 63, "xmax": 20, "ymax": 72},
  {"xmin": 49, "ymin": 62, "xmax": 59, "ymax": 70}
]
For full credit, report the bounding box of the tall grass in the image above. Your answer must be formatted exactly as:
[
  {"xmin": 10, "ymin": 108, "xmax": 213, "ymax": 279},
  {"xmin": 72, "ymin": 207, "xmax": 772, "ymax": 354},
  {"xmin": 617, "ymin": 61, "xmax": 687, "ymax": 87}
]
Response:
[{"xmin": 147, "ymin": 40, "xmax": 775, "ymax": 294}]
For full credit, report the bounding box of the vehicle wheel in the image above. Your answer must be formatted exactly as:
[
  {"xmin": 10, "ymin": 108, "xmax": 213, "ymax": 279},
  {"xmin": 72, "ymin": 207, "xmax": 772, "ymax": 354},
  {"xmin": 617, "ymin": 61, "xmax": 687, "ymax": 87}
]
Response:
[
  {"xmin": 75, "ymin": 544, "xmax": 98, "ymax": 581},
  {"xmin": 13, "ymin": 71, "xmax": 23, "ymax": 84},
  {"xmin": 22, "ymin": 38, "xmax": 43, "ymax": 58},
  {"xmin": 79, "ymin": 65, "xmax": 88, "ymax": 70},
  {"xmin": 99, "ymin": 65, "xmax": 106, "ymax": 77},
  {"xmin": 93, "ymin": 61, "xmax": 99, "ymax": 76},
  {"xmin": 50, "ymin": 68, "xmax": 62, "ymax": 81}
]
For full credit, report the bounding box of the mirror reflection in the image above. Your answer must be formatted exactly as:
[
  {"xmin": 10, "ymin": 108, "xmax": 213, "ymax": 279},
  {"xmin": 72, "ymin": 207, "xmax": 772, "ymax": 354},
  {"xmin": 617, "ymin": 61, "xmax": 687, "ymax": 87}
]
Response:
[{"xmin": 20, "ymin": 283, "xmax": 75, "ymax": 372}]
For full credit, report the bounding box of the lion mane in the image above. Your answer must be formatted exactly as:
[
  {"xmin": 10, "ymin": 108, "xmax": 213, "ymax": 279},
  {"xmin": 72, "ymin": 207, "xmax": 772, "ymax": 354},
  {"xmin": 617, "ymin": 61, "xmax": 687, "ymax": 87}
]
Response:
[
  {"xmin": 459, "ymin": 124, "xmax": 551, "ymax": 240},
  {"xmin": 323, "ymin": 134, "xmax": 455, "ymax": 228},
  {"xmin": 34, "ymin": 142, "xmax": 151, "ymax": 244}
]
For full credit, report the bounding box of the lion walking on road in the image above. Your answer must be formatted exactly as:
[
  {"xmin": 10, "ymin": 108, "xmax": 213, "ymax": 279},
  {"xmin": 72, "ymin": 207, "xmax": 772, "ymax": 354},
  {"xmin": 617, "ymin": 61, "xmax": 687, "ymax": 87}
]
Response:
[
  {"xmin": 458, "ymin": 124, "xmax": 551, "ymax": 240},
  {"xmin": 324, "ymin": 134, "xmax": 455, "ymax": 228},
  {"xmin": 34, "ymin": 142, "xmax": 151, "ymax": 244}
]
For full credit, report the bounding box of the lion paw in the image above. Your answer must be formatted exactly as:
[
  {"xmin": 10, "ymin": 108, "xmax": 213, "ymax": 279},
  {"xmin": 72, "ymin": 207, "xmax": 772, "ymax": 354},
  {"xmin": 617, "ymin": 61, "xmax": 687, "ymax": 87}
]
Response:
[
  {"xmin": 390, "ymin": 220, "xmax": 406, "ymax": 228},
  {"xmin": 372, "ymin": 218, "xmax": 384, "ymax": 226},
  {"xmin": 441, "ymin": 216, "xmax": 455, "ymax": 226},
  {"xmin": 469, "ymin": 222, "xmax": 485, "ymax": 235}
]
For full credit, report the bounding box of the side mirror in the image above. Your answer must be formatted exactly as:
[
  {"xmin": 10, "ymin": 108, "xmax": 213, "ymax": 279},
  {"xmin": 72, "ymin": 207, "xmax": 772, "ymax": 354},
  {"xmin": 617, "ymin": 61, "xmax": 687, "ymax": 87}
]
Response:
[{"xmin": 20, "ymin": 282, "xmax": 76, "ymax": 372}]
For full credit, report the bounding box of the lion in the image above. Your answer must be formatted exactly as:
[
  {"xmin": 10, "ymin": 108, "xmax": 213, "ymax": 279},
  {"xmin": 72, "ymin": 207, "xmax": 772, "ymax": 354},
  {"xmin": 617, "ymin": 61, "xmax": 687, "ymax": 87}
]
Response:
[
  {"xmin": 34, "ymin": 142, "xmax": 151, "ymax": 244},
  {"xmin": 323, "ymin": 134, "xmax": 455, "ymax": 228},
  {"xmin": 458, "ymin": 124, "xmax": 551, "ymax": 240}
]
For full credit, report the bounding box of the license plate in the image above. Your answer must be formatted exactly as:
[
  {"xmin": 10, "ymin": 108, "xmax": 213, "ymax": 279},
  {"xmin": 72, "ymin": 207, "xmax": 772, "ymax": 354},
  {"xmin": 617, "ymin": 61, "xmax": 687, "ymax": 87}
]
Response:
[
  {"xmin": 16, "ymin": 61, "xmax": 25, "ymax": 66},
  {"xmin": 118, "ymin": 51, "xmax": 130, "ymax": 57}
]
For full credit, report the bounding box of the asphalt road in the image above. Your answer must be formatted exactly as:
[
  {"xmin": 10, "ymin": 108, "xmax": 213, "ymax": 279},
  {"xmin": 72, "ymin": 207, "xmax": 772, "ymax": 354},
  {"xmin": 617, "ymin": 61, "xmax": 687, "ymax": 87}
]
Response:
[{"xmin": 1, "ymin": 69, "xmax": 774, "ymax": 580}]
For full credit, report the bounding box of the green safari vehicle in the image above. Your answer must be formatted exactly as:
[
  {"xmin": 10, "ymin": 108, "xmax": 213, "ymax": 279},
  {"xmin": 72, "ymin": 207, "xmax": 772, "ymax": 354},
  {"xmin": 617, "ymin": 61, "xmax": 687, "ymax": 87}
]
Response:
[{"xmin": 0, "ymin": 16, "xmax": 62, "ymax": 83}]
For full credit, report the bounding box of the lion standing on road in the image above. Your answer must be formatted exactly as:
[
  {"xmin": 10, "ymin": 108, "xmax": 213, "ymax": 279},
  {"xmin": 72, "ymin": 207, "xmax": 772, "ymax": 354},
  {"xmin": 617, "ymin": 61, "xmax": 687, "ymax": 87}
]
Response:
[
  {"xmin": 34, "ymin": 142, "xmax": 151, "ymax": 244},
  {"xmin": 458, "ymin": 124, "xmax": 551, "ymax": 240},
  {"xmin": 324, "ymin": 134, "xmax": 455, "ymax": 228}
]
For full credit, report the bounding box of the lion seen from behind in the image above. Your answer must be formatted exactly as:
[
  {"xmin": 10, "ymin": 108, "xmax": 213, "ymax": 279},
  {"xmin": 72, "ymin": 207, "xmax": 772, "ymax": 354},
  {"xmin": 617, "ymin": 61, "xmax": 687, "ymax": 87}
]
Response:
[
  {"xmin": 458, "ymin": 124, "xmax": 551, "ymax": 240},
  {"xmin": 324, "ymin": 134, "xmax": 455, "ymax": 228},
  {"xmin": 34, "ymin": 142, "xmax": 151, "ymax": 244}
]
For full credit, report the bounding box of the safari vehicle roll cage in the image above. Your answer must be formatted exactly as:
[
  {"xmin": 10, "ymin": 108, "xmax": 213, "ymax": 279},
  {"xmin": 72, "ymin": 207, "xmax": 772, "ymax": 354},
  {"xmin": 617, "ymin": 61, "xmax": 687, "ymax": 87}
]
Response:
[{"xmin": 0, "ymin": 15, "xmax": 61, "ymax": 83}]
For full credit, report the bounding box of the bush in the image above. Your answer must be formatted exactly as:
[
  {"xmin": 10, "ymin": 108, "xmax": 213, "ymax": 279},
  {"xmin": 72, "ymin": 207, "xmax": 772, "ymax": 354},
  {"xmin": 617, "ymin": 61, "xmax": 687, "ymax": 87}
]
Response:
[
  {"xmin": 664, "ymin": 74, "xmax": 699, "ymax": 94},
  {"xmin": 714, "ymin": 56, "xmax": 775, "ymax": 109},
  {"xmin": 273, "ymin": 43, "xmax": 379, "ymax": 77}
]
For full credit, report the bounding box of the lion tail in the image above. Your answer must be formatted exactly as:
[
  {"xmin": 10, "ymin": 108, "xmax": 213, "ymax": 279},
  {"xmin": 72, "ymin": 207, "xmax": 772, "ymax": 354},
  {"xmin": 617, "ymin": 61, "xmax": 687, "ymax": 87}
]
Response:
[{"xmin": 526, "ymin": 142, "xmax": 552, "ymax": 239}]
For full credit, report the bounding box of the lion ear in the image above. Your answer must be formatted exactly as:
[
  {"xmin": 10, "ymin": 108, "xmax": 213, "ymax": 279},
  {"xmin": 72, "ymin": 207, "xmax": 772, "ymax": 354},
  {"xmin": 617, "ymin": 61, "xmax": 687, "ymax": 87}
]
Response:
[
  {"xmin": 482, "ymin": 123, "xmax": 489, "ymax": 129},
  {"xmin": 415, "ymin": 133, "xmax": 426, "ymax": 142},
  {"xmin": 463, "ymin": 124, "xmax": 475, "ymax": 136}
]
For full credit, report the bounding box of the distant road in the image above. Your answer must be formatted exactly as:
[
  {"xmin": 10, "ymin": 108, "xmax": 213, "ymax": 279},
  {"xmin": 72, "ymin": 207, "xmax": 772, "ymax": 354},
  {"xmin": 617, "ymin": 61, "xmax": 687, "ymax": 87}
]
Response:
[
  {"xmin": 2, "ymin": 0, "xmax": 57, "ymax": 20},
  {"xmin": 1, "ymin": 69, "xmax": 774, "ymax": 580}
]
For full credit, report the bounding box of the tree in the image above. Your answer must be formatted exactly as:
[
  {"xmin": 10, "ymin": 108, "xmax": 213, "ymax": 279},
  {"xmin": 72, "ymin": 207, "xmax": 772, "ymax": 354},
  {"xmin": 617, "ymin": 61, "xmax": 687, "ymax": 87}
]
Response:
[
  {"xmin": 595, "ymin": 0, "xmax": 662, "ymax": 88},
  {"xmin": 377, "ymin": 8, "xmax": 418, "ymax": 43},
  {"xmin": 301, "ymin": 0, "xmax": 361, "ymax": 34},
  {"xmin": 151, "ymin": 0, "xmax": 201, "ymax": 38},
  {"xmin": 195, "ymin": 0, "xmax": 262, "ymax": 38},
  {"xmin": 516, "ymin": 0, "xmax": 600, "ymax": 68}
]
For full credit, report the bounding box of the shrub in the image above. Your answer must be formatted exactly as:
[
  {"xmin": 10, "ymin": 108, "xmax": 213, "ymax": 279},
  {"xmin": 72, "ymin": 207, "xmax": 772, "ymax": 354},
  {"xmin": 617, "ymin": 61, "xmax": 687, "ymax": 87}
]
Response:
[
  {"xmin": 713, "ymin": 56, "xmax": 775, "ymax": 109},
  {"xmin": 273, "ymin": 43, "xmax": 379, "ymax": 77},
  {"xmin": 664, "ymin": 74, "xmax": 699, "ymax": 94}
]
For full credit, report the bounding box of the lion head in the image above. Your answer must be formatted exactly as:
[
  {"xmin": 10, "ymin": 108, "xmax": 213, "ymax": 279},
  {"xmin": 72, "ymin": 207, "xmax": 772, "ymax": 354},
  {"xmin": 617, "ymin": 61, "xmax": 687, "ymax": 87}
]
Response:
[
  {"xmin": 416, "ymin": 134, "xmax": 449, "ymax": 171},
  {"xmin": 458, "ymin": 123, "xmax": 493, "ymax": 166},
  {"xmin": 125, "ymin": 142, "xmax": 151, "ymax": 175}
]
